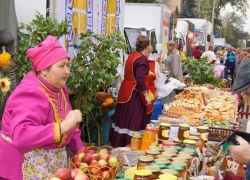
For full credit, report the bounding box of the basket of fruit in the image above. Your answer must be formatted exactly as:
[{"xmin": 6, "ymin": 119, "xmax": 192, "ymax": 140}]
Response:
[{"xmin": 50, "ymin": 146, "xmax": 124, "ymax": 180}]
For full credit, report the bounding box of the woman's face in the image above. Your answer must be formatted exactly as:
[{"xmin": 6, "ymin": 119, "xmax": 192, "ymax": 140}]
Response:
[{"xmin": 41, "ymin": 58, "xmax": 70, "ymax": 88}]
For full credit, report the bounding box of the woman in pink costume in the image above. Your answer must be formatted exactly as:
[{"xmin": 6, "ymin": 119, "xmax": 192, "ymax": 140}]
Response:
[{"xmin": 0, "ymin": 35, "xmax": 83, "ymax": 180}]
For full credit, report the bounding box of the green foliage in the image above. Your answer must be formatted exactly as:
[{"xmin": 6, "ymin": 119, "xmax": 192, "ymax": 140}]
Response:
[
  {"xmin": 184, "ymin": 57, "xmax": 222, "ymax": 87},
  {"xmin": 179, "ymin": 1, "xmax": 191, "ymax": 18},
  {"xmin": 187, "ymin": 0, "xmax": 196, "ymax": 18},
  {"xmin": 15, "ymin": 12, "xmax": 68, "ymax": 81},
  {"xmin": 67, "ymin": 31, "xmax": 127, "ymax": 145}
]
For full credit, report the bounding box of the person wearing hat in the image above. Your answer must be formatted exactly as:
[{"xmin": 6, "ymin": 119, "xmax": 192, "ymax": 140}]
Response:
[
  {"xmin": 229, "ymin": 60, "xmax": 250, "ymax": 180},
  {"xmin": 0, "ymin": 35, "xmax": 83, "ymax": 180}
]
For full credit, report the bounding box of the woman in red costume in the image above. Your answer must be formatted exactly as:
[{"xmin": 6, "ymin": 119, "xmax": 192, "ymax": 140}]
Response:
[{"xmin": 111, "ymin": 36, "xmax": 151, "ymax": 147}]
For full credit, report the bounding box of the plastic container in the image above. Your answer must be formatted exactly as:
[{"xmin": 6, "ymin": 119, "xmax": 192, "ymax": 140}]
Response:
[
  {"xmin": 141, "ymin": 126, "xmax": 159, "ymax": 151},
  {"xmin": 151, "ymin": 99, "xmax": 162, "ymax": 120},
  {"xmin": 134, "ymin": 170, "xmax": 152, "ymax": 180}
]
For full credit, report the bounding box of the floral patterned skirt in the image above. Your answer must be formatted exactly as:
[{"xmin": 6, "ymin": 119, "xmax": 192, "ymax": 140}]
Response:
[{"xmin": 22, "ymin": 147, "xmax": 68, "ymax": 180}]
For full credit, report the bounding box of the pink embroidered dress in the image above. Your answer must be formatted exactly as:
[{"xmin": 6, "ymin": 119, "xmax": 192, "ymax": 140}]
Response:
[{"xmin": 0, "ymin": 71, "xmax": 83, "ymax": 180}]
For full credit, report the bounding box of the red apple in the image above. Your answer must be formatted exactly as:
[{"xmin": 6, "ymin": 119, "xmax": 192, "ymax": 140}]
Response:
[
  {"xmin": 91, "ymin": 154, "xmax": 99, "ymax": 161},
  {"xmin": 73, "ymin": 158, "xmax": 82, "ymax": 168},
  {"xmin": 78, "ymin": 152, "xmax": 85, "ymax": 160},
  {"xmin": 87, "ymin": 150, "xmax": 95, "ymax": 155},
  {"xmin": 98, "ymin": 148, "xmax": 109, "ymax": 157},
  {"xmin": 91, "ymin": 160, "xmax": 98, "ymax": 164},
  {"xmin": 99, "ymin": 153, "xmax": 110, "ymax": 161},
  {"xmin": 108, "ymin": 156, "xmax": 118, "ymax": 167},
  {"xmin": 71, "ymin": 168, "xmax": 84, "ymax": 179},
  {"xmin": 55, "ymin": 168, "xmax": 70, "ymax": 180},
  {"xmin": 82, "ymin": 154, "xmax": 92, "ymax": 164},
  {"xmin": 88, "ymin": 163, "xmax": 100, "ymax": 175},
  {"xmin": 109, "ymin": 168, "xmax": 116, "ymax": 178},
  {"xmin": 102, "ymin": 171, "xmax": 111, "ymax": 180},
  {"xmin": 77, "ymin": 147, "xmax": 87, "ymax": 154},
  {"xmin": 79, "ymin": 163, "xmax": 88, "ymax": 173},
  {"xmin": 75, "ymin": 174, "xmax": 89, "ymax": 180},
  {"xmin": 98, "ymin": 159, "xmax": 108, "ymax": 167},
  {"xmin": 94, "ymin": 173, "xmax": 102, "ymax": 180}
]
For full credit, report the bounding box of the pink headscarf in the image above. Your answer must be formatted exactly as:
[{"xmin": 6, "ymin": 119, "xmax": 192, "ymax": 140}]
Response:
[{"xmin": 26, "ymin": 35, "xmax": 70, "ymax": 71}]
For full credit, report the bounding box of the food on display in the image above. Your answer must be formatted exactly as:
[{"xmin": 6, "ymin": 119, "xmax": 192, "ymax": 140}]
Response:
[{"xmin": 204, "ymin": 94, "xmax": 238, "ymax": 121}]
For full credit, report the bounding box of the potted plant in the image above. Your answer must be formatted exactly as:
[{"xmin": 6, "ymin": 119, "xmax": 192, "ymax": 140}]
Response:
[{"xmin": 67, "ymin": 31, "xmax": 127, "ymax": 146}]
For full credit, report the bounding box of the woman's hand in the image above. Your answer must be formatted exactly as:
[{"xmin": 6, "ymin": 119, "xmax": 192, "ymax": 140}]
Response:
[
  {"xmin": 229, "ymin": 136, "xmax": 250, "ymax": 165},
  {"xmin": 60, "ymin": 110, "xmax": 82, "ymax": 134},
  {"xmin": 143, "ymin": 92, "xmax": 151, "ymax": 106}
]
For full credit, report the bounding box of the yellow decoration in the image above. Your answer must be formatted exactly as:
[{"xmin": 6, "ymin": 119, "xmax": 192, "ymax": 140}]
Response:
[
  {"xmin": 0, "ymin": 77, "xmax": 11, "ymax": 93},
  {"xmin": 102, "ymin": 98, "xmax": 114, "ymax": 107},
  {"xmin": 0, "ymin": 51, "xmax": 11, "ymax": 68}
]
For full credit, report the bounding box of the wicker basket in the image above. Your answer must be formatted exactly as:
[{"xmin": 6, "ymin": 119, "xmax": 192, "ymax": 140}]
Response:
[
  {"xmin": 208, "ymin": 127, "xmax": 235, "ymax": 142},
  {"xmin": 69, "ymin": 146, "xmax": 124, "ymax": 180}
]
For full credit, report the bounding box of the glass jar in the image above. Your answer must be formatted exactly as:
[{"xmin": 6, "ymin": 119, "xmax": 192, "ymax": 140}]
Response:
[
  {"xmin": 172, "ymin": 157, "xmax": 188, "ymax": 163},
  {"xmin": 141, "ymin": 126, "xmax": 159, "ymax": 150},
  {"xmin": 173, "ymin": 138, "xmax": 182, "ymax": 146},
  {"xmin": 178, "ymin": 124, "xmax": 190, "ymax": 141},
  {"xmin": 148, "ymin": 146, "xmax": 162, "ymax": 152},
  {"xmin": 137, "ymin": 156, "xmax": 154, "ymax": 170},
  {"xmin": 162, "ymin": 141, "xmax": 177, "ymax": 149},
  {"xmin": 131, "ymin": 132, "xmax": 142, "ymax": 151},
  {"xmin": 156, "ymin": 155, "xmax": 171, "ymax": 160},
  {"xmin": 154, "ymin": 159, "xmax": 170, "ymax": 165},
  {"xmin": 197, "ymin": 126, "xmax": 209, "ymax": 142},
  {"xmin": 160, "ymin": 169, "xmax": 179, "ymax": 176},
  {"xmin": 158, "ymin": 123, "xmax": 171, "ymax": 141},
  {"xmin": 170, "ymin": 161, "xmax": 187, "ymax": 168},
  {"xmin": 150, "ymin": 162, "xmax": 168, "ymax": 169},
  {"xmin": 145, "ymin": 150, "xmax": 161, "ymax": 159},
  {"xmin": 134, "ymin": 170, "xmax": 152, "ymax": 180},
  {"xmin": 161, "ymin": 152, "xmax": 177, "ymax": 157},
  {"xmin": 189, "ymin": 131, "xmax": 201, "ymax": 137},
  {"xmin": 183, "ymin": 140, "xmax": 197, "ymax": 149},
  {"xmin": 144, "ymin": 166, "xmax": 161, "ymax": 180},
  {"xmin": 159, "ymin": 174, "xmax": 178, "ymax": 180},
  {"xmin": 165, "ymin": 146, "xmax": 182, "ymax": 151},
  {"xmin": 166, "ymin": 165, "xmax": 185, "ymax": 179},
  {"xmin": 163, "ymin": 148, "xmax": 178, "ymax": 154}
]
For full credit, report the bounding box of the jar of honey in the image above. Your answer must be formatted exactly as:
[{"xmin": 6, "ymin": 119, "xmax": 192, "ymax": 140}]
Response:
[
  {"xmin": 170, "ymin": 161, "xmax": 187, "ymax": 168},
  {"xmin": 137, "ymin": 156, "xmax": 154, "ymax": 170},
  {"xmin": 134, "ymin": 170, "xmax": 152, "ymax": 180},
  {"xmin": 189, "ymin": 131, "xmax": 201, "ymax": 137},
  {"xmin": 160, "ymin": 169, "xmax": 179, "ymax": 176},
  {"xmin": 165, "ymin": 146, "xmax": 182, "ymax": 151},
  {"xmin": 145, "ymin": 150, "xmax": 161, "ymax": 159},
  {"xmin": 171, "ymin": 157, "xmax": 188, "ymax": 163},
  {"xmin": 131, "ymin": 132, "xmax": 142, "ymax": 151},
  {"xmin": 144, "ymin": 166, "xmax": 161, "ymax": 180},
  {"xmin": 154, "ymin": 159, "xmax": 170, "ymax": 165},
  {"xmin": 197, "ymin": 126, "xmax": 209, "ymax": 142},
  {"xmin": 158, "ymin": 123, "xmax": 171, "ymax": 141},
  {"xmin": 159, "ymin": 174, "xmax": 178, "ymax": 180},
  {"xmin": 141, "ymin": 126, "xmax": 159, "ymax": 151},
  {"xmin": 156, "ymin": 155, "xmax": 171, "ymax": 160},
  {"xmin": 162, "ymin": 141, "xmax": 177, "ymax": 150},
  {"xmin": 178, "ymin": 124, "xmax": 190, "ymax": 141},
  {"xmin": 148, "ymin": 146, "xmax": 162, "ymax": 152},
  {"xmin": 166, "ymin": 165, "xmax": 185, "ymax": 179},
  {"xmin": 173, "ymin": 138, "xmax": 182, "ymax": 146},
  {"xmin": 183, "ymin": 140, "xmax": 196, "ymax": 149}
]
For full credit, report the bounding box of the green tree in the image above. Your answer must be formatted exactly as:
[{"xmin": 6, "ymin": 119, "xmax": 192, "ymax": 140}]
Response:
[
  {"xmin": 180, "ymin": 1, "xmax": 191, "ymax": 18},
  {"xmin": 187, "ymin": 0, "xmax": 196, "ymax": 18}
]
